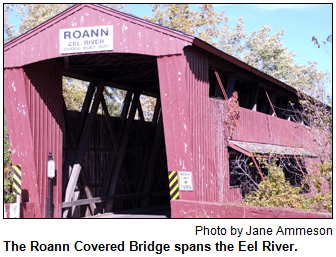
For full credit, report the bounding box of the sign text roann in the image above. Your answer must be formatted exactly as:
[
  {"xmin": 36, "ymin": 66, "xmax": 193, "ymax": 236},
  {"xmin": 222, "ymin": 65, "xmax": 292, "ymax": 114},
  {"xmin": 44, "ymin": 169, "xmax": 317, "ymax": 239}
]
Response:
[{"xmin": 59, "ymin": 25, "xmax": 113, "ymax": 54}]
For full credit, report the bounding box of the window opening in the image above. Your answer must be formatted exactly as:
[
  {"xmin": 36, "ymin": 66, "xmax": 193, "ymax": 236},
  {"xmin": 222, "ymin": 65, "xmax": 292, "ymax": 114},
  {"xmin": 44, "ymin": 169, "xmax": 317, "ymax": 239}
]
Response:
[
  {"xmin": 62, "ymin": 76, "xmax": 90, "ymax": 112},
  {"xmin": 209, "ymin": 69, "xmax": 226, "ymax": 99},
  {"xmin": 229, "ymin": 152, "xmax": 266, "ymax": 197},
  {"xmin": 229, "ymin": 150, "xmax": 310, "ymax": 198}
]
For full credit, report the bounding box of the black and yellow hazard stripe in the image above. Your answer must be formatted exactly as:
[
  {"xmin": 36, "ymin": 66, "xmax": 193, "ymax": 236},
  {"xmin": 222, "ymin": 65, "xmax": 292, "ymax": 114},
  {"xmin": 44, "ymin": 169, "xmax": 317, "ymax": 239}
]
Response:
[
  {"xmin": 168, "ymin": 171, "xmax": 179, "ymax": 200},
  {"xmin": 12, "ymin": 165, "xmax": 22, "ymax": 195}
]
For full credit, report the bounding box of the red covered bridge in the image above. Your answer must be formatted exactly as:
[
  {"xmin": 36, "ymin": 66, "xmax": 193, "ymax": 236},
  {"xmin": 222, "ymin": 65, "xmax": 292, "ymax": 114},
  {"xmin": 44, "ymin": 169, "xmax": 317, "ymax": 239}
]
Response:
[{"xmin": 4, "ymin": 4, "xmax": 325, "ymax": 218}]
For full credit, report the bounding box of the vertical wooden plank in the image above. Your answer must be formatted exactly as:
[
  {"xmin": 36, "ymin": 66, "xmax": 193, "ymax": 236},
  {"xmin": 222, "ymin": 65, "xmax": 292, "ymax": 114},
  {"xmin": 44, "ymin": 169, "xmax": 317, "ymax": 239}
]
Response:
[{"xmin": 4, "ymin": 68, "xmax": 41, "ymax": 217}]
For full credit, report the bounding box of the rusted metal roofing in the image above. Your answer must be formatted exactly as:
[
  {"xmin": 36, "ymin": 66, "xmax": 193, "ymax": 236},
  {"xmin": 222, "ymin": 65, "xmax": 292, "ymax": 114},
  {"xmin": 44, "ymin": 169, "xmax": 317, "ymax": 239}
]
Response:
[{"xmin": 229, "ymin": 140, "xmax": 316, "ymax": 157}]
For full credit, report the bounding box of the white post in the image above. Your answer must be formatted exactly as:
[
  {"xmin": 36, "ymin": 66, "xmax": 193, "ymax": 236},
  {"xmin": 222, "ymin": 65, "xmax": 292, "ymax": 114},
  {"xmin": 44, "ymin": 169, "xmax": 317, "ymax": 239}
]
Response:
[{"xmin": 16, "ymin": 194, "xmax": 20, "ymax": 218}]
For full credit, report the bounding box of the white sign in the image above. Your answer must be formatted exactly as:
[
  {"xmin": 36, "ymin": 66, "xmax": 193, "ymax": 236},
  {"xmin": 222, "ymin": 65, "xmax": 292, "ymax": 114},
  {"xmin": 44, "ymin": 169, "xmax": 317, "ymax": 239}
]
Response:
[
  {"xmin": 59, "ymin": 25, "xmax": 113, "ymax": 54},
  {"xmin": 178, "ymin": 171, "xmax": 193, "ymax": 191},
  {"xmin": 48, "ymin": 159, "xmax": 55, "ymax": 178}
]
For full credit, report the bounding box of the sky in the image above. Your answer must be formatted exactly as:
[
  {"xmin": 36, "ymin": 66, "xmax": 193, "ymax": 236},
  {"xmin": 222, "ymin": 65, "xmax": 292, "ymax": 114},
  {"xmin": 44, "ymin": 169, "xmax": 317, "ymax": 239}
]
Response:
[
  {"xmin": 7, "ymin": 3, "xmax": 332, "ymax": 91},
  {"xmin": 126, "ymin": 3, "xmax": 332, "ymax": 76}
]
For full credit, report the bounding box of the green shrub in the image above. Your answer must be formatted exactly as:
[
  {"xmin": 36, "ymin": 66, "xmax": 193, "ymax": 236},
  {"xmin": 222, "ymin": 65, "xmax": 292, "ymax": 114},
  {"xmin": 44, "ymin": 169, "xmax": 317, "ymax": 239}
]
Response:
[
  {"xmin": 4, "ymin": 167, "xmax": 16, "ymax": 203},
  {"xmin": 244, "ymin": 160, "xmax": 310, "ymax": 210},
  {"xmin": 244, "ymin": 158, "xmax": 332, "ymax": 213}
]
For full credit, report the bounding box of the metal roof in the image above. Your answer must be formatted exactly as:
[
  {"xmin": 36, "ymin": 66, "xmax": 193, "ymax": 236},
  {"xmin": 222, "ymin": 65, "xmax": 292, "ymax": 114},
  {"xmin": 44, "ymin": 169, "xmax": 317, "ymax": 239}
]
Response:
[{"xmin": 229, "ymin": 140, "xmax": 316, "ymax": 158}]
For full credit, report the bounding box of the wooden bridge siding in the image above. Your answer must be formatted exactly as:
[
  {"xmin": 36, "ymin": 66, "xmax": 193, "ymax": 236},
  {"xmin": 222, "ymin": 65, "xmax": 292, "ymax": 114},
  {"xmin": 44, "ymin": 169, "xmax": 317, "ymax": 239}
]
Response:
[
  {"xmin": 4, "ymin": 60, "xmax": 64, "ymax": 218},
  {"xmin": 4, "ymin": 5, "xmax": 192, "ymax": 69},
  {"xmin": 231, "ymin": 107, "xmax": 311, "ymax": 148}
]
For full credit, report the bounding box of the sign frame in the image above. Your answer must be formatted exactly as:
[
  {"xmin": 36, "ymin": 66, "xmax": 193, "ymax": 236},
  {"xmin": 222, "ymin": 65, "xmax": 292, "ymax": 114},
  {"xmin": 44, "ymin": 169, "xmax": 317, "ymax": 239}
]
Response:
[{"xmin": 59, "ymin": 25, "xmax": 113, "ymax": 54}]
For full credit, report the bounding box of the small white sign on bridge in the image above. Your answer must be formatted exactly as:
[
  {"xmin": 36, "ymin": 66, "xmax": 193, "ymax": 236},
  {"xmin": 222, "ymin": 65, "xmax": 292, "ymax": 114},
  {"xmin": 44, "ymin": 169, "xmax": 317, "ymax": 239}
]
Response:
[
  {"xmin": 178, "ymin": 171, "xmax": 193, "ymax": 191},
  {"xmin": 59, "ymin": 25, "xmax": 113, "ymax": 54}
]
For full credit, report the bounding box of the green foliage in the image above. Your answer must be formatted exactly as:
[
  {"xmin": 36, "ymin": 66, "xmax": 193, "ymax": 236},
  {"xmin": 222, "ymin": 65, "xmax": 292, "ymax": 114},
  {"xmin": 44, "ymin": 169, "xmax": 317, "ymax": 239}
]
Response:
[
  {"xmin": 304, "ymin": 160, "xmax": 332, "ymax": 213},
  {"xmin": 145, "ymin": 4, "xmax": 227, "ymax": 47},
  {"xmin": 4, "ymin": 111, "xmax": 12, "ymax": 167},
  {"xmin": 4, "ymin": 168, "xmax": 16, "ymax": 203},
  {"xmin": 225, "ymin": 91, "xmax": 240, "ymax": 139},
  {"xmin": 62, "ymin": 77, "xmax": 89, "ymax": 112},
  {"xmin": 219, "ymin": 17, "xmax": 331, "ymax": 106},
  {"xmin": 245, "ymin": 158, "xmax": 332, "ymax": 213},
  {"xmin": 244, "ymin": 159, "xmax": 310, "ymax": 210}
]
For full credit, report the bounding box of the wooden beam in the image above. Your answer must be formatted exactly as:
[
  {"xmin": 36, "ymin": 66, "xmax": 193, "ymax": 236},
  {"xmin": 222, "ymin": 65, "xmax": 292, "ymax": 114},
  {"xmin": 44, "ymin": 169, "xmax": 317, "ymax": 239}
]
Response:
[
  {"xmin": 226, "ymin": 73, "xmax": 236, "ymax": 99},
  {"xmin": 63, "ymin": 82, "xmax": 105, "ymax": 218},
  {"xmin": 151, "ymin": 98, "xmax": 161, "ymax": 134},
  {"xmin": 100, "ymin": 95, "xmax": 119, "ymax": 154},
  {"xmin": 62, "ymin": 191, "xmax": 169, "ymax": 209},
  {"xmin": 99, "ymin": 90, "xmax": 133, "ymax": 201},
  {"xmin": 104, "ymin": 91, "xmax": 141, "ymax": 212},
  {"xmin": 140, "ymin": 113, "xmax": 164, "ymax": 208},
  {"xmin": 118, "ymin": 90, "xmax": 133, "ymax": 137},
  {"xmin": 76, "ymin": 81, "xmax": 96, "ymax": 143},
  {"xmin": 286, "ymin": 101, "xmax": 293, "ymax": 121},
  {"xmin": 268, "ymin": 91, "xmax": 277, "ymax": 116},
  {"xmin": 250, "ymin": 83, "xmax": 259, "ymax": 111},
  {"xmin": 62, "ymin": 99, "xmax": 97, "ymax": 217},
  {"xmin": 260, "ymin": 88, "xmax": 270, "ymax": 114},
  {"xmin": 100, "ymin": 94, "xmax": 132, "ymax": 195},
  {"xmin": 135, "ymin": 96, "xmax": 152, "ymax": 147}
]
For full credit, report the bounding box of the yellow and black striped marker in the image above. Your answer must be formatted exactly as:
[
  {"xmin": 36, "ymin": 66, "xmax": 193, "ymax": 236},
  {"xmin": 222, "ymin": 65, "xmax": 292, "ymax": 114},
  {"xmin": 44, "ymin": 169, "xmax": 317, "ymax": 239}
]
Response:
[
  {"xmin": 168, "ymin": 171, "xmax": 179, "ymax": 200},
  {"xmin": 12, "ymin": 165, "xmax": 22, "ymax": 195}
]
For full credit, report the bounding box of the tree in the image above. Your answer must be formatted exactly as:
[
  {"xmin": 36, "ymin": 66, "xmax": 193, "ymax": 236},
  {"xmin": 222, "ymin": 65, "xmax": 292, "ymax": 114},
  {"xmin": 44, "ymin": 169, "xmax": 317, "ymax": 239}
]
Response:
[
  {"xmin": 145, "ymin": 4, "xmax": 227, "ymax": 47},
  {"xmin": 4, "ymin": 4, "xmax": 20, "ymax": 43},
  {"xmin": 219, "ymin": 17, "xmax": 331, "ymax": 210},
  {"xmin": 219, "ymin": 16, "xmax": 247, "ymax": 58},
  {"xmin": 219, "ymin": 17, "xmax": 331, "ymax": 137},
  {"xmin": 312, "ymin": 34, "xmax": 332, "ymax": 57}
]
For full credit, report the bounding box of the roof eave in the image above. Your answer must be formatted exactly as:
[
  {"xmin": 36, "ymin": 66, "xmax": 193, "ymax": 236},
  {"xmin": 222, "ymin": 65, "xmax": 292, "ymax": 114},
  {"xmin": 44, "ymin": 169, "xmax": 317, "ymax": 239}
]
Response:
[{"xmin": 192, "ymin": 38, "xmax": 298, "ymax": 95}]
